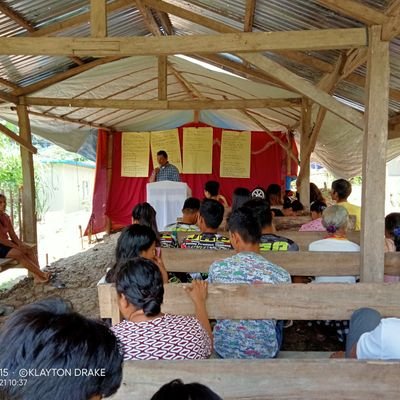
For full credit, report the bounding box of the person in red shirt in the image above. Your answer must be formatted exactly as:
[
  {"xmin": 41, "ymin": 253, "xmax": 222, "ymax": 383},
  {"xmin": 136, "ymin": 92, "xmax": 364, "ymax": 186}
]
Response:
[{"xmin": 0, "ymin": 194, "xmax": 50, "ymax": 283}]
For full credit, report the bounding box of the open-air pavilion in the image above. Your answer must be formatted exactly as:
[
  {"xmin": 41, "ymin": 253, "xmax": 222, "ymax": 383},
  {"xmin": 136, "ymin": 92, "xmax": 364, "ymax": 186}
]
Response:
[{"xmin": 1, "ymin": 2, "xmax": 400, "ymax": 398}]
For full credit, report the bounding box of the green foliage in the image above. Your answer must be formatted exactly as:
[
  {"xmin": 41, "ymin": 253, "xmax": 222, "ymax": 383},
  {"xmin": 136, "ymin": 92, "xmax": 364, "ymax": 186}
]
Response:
[{"xmin": 350, "ymin": 176, "xmax": 362, "ymax": 185}]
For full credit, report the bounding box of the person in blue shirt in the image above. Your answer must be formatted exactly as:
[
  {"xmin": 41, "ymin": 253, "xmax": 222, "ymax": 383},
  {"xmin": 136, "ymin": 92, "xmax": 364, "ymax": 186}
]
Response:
[{"xmin": 150, "ymin": 150, "xmax": 180, "ymax": 182}]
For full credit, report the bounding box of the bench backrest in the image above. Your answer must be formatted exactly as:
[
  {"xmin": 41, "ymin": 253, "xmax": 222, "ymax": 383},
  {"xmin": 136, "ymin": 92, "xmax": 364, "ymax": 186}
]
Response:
[
  {"xmin": 98, "ymin": 282, "xmax": 400, "ymax": 325},
  {"xmin": 112, "ymin": 359, "xmax": 400, "ymax": 400},
  {"xmin": 161, "ymin": 249, "xmax": 400, "ymax": 275}
]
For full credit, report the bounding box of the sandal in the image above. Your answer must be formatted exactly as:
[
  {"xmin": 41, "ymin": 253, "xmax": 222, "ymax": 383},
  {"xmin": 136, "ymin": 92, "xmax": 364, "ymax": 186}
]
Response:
[{"xmin": 49, "ymin": 274, "xmax": 66, "ymax": 289}]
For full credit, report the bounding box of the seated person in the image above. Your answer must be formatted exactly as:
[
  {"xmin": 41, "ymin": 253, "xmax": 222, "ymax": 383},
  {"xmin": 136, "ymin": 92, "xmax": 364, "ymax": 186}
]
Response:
[
  {"xmin": 181, "ymin": 199, "xmax": 232, "ymax": 250},
  {"xmin": 266, "ymin": 183, "xmax": 284, "ymax": 216},
  {"xmin": 204, "ymin": 180, "xmax": 229, "ymax": 208},
  {"xmin": 299, "ymin": 200, "xmax": 327, "ymax": 232},
  {"xmin": 310, "ymin": 182, "xmax": 326, "ymax": 204},
  {"xmin": 111, "ymin": 257, "xmax": 212, "ymax": 360},
  {"xmin": 0, "ymin": 193, "xmax": 50, "ymax": 283},
  {"xmin": 231, "ymin": 187, "xmax": 251, "ymax": 212},
  {"xmin": 331, "ymin": 179, "xmax": 361, "ymax": 231},
  {"xmin": 338, "ymin": 308, "xmax": 400, "ymax": 359},
  {"xmin": 106, "ymin": 224, "xmax": 168, "ymax": 284},
  {"xmin": 309, "ymin": 205, "xmax": 359, "ymax": 342},
  {"xmin": 309, "ymin": 205, "xmax": 360, "ymax": 284},
  {"xmin": 384, "ymin": 212, "xmax": 400, "ymax": 282},
  {"xmin": 208, "ymin": 207, "xmax": 291, "ymax": 359},
  {"xmin": 244, "ymin": 198, "xmax": 299, "ymax": 251},
  {"xmin": 164, "ymin": 197, "xmax": 200, "ymax": 232},
  {"xmin": 0, "ymin": 298, "xmax": 123, "ymax": 400},
  {"xmin": 151, "ymin": 379, "xmax": 222, "ymax": 400},
  {"xmin": 282, "ymin": 199, "xmax": 304, "ymax": 216},
  {"xmin": 132, "ymin": 202, "xmax": 178, "ymax": 248}
]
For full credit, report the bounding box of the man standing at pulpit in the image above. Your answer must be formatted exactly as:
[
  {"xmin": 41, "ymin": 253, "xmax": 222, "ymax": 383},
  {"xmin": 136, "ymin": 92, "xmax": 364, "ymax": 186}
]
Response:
[{"xmin": 150, "ymin": 150, "xmax": 180, "ymax": 182}]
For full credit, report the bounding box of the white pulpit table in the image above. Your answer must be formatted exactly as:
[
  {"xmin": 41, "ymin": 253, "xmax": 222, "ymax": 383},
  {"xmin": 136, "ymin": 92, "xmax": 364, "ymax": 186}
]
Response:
[{"xmin": 146, "ymin": 181, "xmax": 191, "ymax": 230}]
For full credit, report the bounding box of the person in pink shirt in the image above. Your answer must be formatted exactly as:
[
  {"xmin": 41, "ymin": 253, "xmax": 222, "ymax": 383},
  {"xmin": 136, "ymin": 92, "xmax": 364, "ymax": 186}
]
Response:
[
  {"xmin": 299, "ymin": 200, "xmax": 327, "ymax": 232},
  {"xmin": 0, "ymin": 194, "xmax": 50, "ymax": 283}
]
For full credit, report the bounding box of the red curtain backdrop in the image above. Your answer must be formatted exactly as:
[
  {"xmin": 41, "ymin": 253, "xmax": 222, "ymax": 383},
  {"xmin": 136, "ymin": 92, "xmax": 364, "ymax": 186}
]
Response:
[{"xmin": 88, "ymin": 123, "xmax": 298, "ymax": 233}]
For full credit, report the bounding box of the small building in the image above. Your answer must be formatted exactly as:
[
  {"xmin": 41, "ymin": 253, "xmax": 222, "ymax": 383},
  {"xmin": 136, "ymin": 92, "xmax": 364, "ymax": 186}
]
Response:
[{"xmin": 40, "ymin": 160, "xmax": 95, "ymax": 214}]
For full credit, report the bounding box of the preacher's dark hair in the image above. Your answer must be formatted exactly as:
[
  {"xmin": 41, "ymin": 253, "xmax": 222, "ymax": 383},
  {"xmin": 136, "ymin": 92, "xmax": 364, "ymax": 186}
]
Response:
[
  {"xmin": 385, "ymin": 212, "xmax": 400, "ymax": 251},
  {"xmin": 231, "ymin": 187, "xmax": 251, "ymax": 212},
  {"xmin": 132, "ymin": 202, "xmax": 160, "ymax": 242},
  {"xmin": 310, "ymin": 200, "xmax": 327, "ymax": 214},
  {"xmin": 199, "ymin": 199, "xmax": 224, "ymax": 229},
  {"xmin": 243, "ymin": 198, "xmax": 272, "ymax": 228},
  {"xmin": 204, "ymin": 181, "xmax": 220, "ymax": 197},
  {"xmin": 106, "ymin": 224, "xmax": 157, "ymax": 283},
  {"xmin": 151, "ymin": 379, "xmax": 222, "ymax": 400},
  {"xmin": 331, "ymin": 179, "xmax": 352, "ymax": 200},
  {"xmin": 228, "ymin": 206, "xmax": 261, "ymax": 244},
  {"xmin": 157, "ymin": 150, "xmax": 168, "ymax": 159},
  {"xmin": 115, "ymin": 257, "xmax": 164, "ymax": 317},
  {"xmin": 0, "ymin": 298, "xmax": 123, "ymax": 400},
  {"xmin": 182, "ymin": 197, "xmax": 201, "ymax": 213}
]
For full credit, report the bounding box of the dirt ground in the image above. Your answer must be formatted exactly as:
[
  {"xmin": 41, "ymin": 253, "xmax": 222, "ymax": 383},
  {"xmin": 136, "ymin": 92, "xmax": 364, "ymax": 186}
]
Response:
[{"xmin": 0, "ymin": 233, "xmax": 344, "ymax": 352}]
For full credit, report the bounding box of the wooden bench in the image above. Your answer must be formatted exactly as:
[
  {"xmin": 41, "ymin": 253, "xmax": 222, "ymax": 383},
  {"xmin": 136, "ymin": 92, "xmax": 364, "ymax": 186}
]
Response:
[
  {"xmin": 0, "ymin": 258, "xmax": 18, "ymax": 272},
  {"xmin": 98, "ymin": 282, "xmax": 400, "ymax": 325},
  {"xmin": 99, "ymin": 281, "xmax": 400, "ymax": 399},
  {"xmin": 0, "ymin": 243, "xmax": 37, "ymax": 273},
  {"xmin": 159, "ymin": 248, "xmax": 399, "ymax": 276},
  {"xmin": 171, "ymin": 230, "xmax": 360, "ymax": 250},
  {"xmin": 112, "ymin": 359, "xmax": 400, "ymax": 399}
]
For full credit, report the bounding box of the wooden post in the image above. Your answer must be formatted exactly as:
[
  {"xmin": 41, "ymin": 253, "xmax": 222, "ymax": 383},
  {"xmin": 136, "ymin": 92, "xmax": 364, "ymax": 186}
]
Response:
[
  {"xmin": 158, "ymin": 56, "xmax": 167, "ymax": 100},
  {"xmin": 16, "ymin": 104, "xmax": 37, "ymax": 245},
  {"xmin": 298, "ymin": 98, "xmax": 311, "ymax": 210},
  {"xmin": 91, "ymin": 0, "xmax": 107, "ymax": 38},
  {"xmin": 360, "ymin": 26, "xmax": 389, "ymax": 282},
  {"xmin": 105, "ymin": 132, "xmax": 114, "ymax": 234}
]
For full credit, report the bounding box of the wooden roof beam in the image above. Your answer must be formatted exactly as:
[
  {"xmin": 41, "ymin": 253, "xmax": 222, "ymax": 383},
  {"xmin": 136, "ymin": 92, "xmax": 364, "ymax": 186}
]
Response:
[
  {"xmin": 0, "ymin": 77, "xmax": 20, "ymax": 91},
  {"xmin": 244, "ymin": 0, "xmax": 257, "ymax": 32},
  {"xmin": 29, "ymin": 0, "xmax": 132, "ymax": 37},
  {"xmin": 23, "ymin": 97, "xmax": 301, "ymax": 110},
  {"xmin": 91, "ymin": 0, "xmax": 107, "ymax": 38},
  {"xmin": 0, "ymin": 1, "xmax": 35, "ymax": 31},
  {"xmin": 0, "ymin": 0, "xmax": 85, "ymax": 66},
  {"xmin": 10, "ymin": 107, "xmax": 113, "ymax": 132},
  {"xmin": 154, "ymin": 10, "xmax": 174, "ymax": 35},
  {"xmin": 0, "ymin": 29, "xmax": 368, "ymax": 57},
  {"xmin": 240, "ymin": 53, "xmax": 364, "ymax": 129},
  {"xmin": 0, "ymin": 122, "xmax": 37, "ymax": 153},
  {"xmin": 0, "ymin": 89, "xmax": 18, "ymax": 104},
  {"xmin": 315, "ymin": 0, "xmax": 387, "ymax": 25}
]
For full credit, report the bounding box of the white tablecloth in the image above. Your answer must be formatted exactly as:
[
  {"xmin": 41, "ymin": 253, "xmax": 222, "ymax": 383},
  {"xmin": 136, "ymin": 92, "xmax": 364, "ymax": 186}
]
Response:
[{"xmin": 146, "ymin": 182, "xmax": 191, "ymax": 230}]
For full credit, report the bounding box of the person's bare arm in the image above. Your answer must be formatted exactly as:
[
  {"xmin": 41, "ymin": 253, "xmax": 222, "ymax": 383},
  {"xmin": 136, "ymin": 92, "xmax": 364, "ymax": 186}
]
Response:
[
  {"xmin": 7, "ymin": 222, "xmax": 23, "ymax": 246},
  {"xmin": 217, "ymin": 194, "xmax": 229, "ymax": 208},
  {"xmin": 0, "ymin": 237, "xmax": 18, "ymax": 249},
  {"xmin": 184, "ymin": 280, "xmax": 213, "ymax": 345},
  {"xmin": 153, "ymin": 255, "xmax": 169, "ymax": 284},
  {"xmin": 149, "ymin": 167, "xmax": 160, "ymax": 183}
]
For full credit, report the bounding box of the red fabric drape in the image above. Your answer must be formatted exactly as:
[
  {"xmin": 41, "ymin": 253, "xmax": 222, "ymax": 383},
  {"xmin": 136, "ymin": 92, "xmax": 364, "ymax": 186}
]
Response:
[
  {"xmin": 88, "ymin": 123, "xmax": 298, "ymax": 234},
  {"xmin": 85, "ymin": 129, "xmax": 108, "ymax": 235}
]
